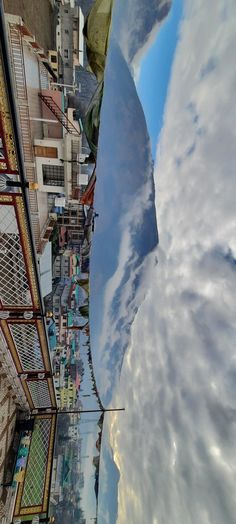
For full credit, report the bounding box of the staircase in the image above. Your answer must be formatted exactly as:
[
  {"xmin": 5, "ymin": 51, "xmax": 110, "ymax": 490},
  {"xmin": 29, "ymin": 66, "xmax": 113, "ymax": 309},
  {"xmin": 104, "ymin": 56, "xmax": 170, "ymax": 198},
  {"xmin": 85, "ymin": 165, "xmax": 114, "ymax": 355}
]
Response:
[{"xmin": 38, "ymin": 93, "xmax": 80, "ymax": 135}]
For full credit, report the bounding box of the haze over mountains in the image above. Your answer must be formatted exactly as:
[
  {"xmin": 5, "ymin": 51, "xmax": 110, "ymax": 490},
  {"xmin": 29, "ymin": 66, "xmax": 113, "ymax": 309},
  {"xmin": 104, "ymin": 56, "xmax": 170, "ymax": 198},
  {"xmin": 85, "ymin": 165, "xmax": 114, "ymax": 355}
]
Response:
[{"xmin": 90, "ymin": 1, "xmax": 172, "ymax": 404}]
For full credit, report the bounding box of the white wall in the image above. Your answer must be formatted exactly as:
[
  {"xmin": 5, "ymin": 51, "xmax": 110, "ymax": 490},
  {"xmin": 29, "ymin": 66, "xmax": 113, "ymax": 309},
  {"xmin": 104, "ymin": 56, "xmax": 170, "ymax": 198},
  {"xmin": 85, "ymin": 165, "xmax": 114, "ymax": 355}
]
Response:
[{"xmin": 34, "ymin": 138, "xmax": 64, "ymax": 193}]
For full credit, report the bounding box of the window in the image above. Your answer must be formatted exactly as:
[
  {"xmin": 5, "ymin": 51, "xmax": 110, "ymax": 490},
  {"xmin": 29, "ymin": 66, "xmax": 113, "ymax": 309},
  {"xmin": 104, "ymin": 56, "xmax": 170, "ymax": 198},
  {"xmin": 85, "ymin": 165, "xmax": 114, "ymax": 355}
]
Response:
[
  {"xmin": 65, "ymin": 29, "xmax": 69, "ymax": 34},
  {"xmin": 64, "ymin": 49, "xmax": 69, "ymax": 58},
  {"xmin": 34, "ymin": 145, "xmax": 58, "ymax": 158},
  {"xmin": 51, "ymin": 55, "xmax": 57, "ymax": 63},
  {"xmin": 43, "ymin": 165, "xmax": 64, "ymax": 187}
]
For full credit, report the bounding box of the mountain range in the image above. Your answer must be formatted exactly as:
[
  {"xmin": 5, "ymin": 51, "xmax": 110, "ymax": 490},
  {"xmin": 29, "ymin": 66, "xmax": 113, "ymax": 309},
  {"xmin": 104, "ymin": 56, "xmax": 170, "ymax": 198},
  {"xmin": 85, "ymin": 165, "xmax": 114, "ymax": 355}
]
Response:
[{"xmin": 90, "ymin": 38, "xmax": 158, "ymax": 404}]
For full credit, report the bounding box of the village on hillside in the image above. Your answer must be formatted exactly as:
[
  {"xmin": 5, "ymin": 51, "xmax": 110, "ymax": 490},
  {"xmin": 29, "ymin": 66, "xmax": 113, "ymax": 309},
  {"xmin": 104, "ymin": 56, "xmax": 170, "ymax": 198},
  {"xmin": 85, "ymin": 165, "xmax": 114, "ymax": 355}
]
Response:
[{"xmin": 0, "ymin": 1, "xmax": 113, "ymax": 522}]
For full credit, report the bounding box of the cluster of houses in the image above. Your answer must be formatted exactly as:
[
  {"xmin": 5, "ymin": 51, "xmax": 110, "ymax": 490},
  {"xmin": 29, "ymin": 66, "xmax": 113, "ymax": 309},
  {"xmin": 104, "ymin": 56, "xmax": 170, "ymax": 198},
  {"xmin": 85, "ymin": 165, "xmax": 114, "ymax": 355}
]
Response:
[
  {"xmin": 1, "ymin": 1, "xmax": 98, "ymax": 517},
  {"xmin": 0, "ymin": 0, "xmax": 114, "ymax": 521},
  {"xmin": 3, "ymin": 0, "xmax": 97, "ymax": 408}
]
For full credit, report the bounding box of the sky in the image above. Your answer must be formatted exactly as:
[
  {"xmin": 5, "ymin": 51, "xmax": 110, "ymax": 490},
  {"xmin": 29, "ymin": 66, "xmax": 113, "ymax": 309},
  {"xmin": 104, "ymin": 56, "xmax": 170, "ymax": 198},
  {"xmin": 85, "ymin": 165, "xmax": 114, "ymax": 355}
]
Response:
[
  {"xmin": 137, "ymin": 0, "xmax": 183, "ymax": 155},
  {"xmin": 91, "ymin": 0, "xmax": 236, "ymax": 523}
]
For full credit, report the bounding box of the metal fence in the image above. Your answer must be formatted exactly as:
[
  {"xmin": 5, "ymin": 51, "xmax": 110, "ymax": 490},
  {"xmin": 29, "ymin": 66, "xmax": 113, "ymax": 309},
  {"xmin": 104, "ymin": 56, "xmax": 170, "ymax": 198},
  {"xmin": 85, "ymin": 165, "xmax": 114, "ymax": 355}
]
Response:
[
  {"xmin": 14, "ymin": 414, "xmax": 56, "ymax": 519},
  {"xmin": 7, "ymin": 22, "xmax": 41, "ymax": 248},
  {"xmin": 0, "ymin": 195, "xmax": 56, "ymax": 410}
]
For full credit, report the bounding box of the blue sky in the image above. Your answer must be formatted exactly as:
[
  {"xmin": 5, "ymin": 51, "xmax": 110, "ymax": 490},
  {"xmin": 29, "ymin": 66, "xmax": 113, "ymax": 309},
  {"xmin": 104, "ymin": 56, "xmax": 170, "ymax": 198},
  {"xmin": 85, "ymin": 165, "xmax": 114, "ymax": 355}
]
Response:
[{"xmin": 137, "ymin": 0, "xmax": 183, "ymax": 156}]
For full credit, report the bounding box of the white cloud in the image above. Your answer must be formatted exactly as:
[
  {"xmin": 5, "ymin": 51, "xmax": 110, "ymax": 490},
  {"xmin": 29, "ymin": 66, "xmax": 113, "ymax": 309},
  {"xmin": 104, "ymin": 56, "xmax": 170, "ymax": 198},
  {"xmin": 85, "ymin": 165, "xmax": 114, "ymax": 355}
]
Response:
[
  {"xmin": 107, "ymin": 1, "xmax": 236, "ymax": 523},
  {"xmin": 96, "ymin": 176, "xmax": 155, "ymax": 397},
  {"xmin": 113, "ymin": 0, "xmax": 171, "ymax": 74}
]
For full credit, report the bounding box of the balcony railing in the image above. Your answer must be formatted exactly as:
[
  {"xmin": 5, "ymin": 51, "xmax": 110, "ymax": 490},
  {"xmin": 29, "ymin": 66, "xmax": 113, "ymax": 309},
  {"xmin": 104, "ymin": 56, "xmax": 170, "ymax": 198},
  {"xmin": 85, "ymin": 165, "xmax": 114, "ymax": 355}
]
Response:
[
  {"xmin": 7, "ymin": 22, "xmax": 41, "ymax": 249},
  {"xmin": 0, "ymin": 193, "xmax": 56, "ymax": 410}
]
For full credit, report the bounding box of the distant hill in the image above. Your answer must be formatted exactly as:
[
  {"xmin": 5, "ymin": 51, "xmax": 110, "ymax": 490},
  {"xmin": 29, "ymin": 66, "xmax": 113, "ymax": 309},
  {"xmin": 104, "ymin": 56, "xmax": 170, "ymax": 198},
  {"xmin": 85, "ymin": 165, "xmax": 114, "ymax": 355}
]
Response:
[
  {"xmin": 69, "ymin": 66, "xmax": 98, "ymax": 117},
  {"xmin": 98, "ymin": 40, "xmax": 158, "ymax": 243}
]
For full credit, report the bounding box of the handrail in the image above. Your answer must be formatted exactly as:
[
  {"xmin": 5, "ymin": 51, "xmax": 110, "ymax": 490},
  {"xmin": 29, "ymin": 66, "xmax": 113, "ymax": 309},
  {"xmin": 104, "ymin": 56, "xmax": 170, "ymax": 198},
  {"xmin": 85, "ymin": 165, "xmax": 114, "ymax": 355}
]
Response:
[{"xmin": 7, "ymin": 21, "xmax": 41, "ymax": 248}]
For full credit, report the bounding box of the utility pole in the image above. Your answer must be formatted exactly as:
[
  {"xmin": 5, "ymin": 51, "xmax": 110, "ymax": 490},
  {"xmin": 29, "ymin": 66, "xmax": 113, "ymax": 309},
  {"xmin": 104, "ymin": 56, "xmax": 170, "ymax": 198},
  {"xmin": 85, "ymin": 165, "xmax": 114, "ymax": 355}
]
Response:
[{"xmin": 33, "ymin": 407, "xmax": 125, "ymax": 416}]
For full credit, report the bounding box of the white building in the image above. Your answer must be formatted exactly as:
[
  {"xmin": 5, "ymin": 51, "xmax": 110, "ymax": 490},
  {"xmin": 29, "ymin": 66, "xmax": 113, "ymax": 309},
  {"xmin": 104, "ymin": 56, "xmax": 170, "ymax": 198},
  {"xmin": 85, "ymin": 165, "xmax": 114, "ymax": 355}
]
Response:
[
  {"xmin": 34, "ymin": 113, "xmax": 81, "ymax": 199},
  {"xmin": 68, "ymin": 414, "xmax": 80, "ymax": 441},
  {"xmin": 56, "ymin": 3, "xmax": 84, "ymax": 85}
]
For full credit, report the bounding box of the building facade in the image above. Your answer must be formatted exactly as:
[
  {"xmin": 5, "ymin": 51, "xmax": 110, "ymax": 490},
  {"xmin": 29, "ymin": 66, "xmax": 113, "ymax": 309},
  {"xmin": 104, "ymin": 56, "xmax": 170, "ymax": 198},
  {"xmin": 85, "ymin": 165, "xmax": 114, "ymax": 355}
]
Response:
[{"xmin": 56, "ymin": 2, "xmax": 84, "ymax": 85}]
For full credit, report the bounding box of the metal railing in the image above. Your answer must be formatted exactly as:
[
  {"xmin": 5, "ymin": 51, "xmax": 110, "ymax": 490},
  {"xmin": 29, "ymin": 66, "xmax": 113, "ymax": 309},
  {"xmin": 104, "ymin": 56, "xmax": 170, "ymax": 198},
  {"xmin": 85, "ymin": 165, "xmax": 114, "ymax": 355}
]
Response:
[
  {"xmin": 7, "ymin": 23, "xmax": 41, "ymax": 248},
  {"xmin": 0, "ymin": 11, "xmax": 58, "ymax": 523},
  {"xmin": 13, "ymin": 414, "xmax": 56, "ymax": 520},
  {"xmin": 39, "ymin": 93, "xmax": 81, "ymax": 135},
  {"xmin": 39, "ymin": 61, "xmax": 50, "ymax": 91},
  {"xmin": 0, "ymin": 193, "xmax": 56, "ymax": 410},
  {"xmin": 0, "ymin": 17, "xmax": 56, "ymax": 411}
]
